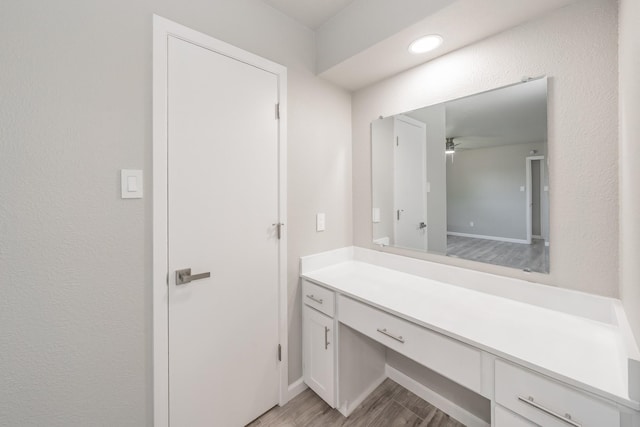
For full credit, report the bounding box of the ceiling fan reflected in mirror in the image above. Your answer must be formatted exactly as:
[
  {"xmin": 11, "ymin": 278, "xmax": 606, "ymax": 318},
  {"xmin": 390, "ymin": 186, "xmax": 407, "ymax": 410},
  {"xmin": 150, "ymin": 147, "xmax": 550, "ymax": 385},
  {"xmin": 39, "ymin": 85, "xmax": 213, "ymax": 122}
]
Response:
[{"xmin": 445, "ymin": 137, "xmax": 461, "ymax": 154}]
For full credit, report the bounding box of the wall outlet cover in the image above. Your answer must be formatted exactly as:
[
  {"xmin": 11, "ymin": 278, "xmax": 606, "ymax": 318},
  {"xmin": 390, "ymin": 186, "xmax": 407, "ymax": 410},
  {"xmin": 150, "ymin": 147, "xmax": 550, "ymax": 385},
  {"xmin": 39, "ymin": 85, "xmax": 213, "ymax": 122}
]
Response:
[{"xmin": 372, "ymin": 208, "xmax": 381, "ymax": 223}]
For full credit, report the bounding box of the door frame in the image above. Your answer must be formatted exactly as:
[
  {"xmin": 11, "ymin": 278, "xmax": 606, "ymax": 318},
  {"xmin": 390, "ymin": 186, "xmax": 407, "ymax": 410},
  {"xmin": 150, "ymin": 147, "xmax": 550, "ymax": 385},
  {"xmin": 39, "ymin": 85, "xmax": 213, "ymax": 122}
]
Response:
[
  {"xmin": 152, "ymin": 15, "xmax": 288, "ymax": 427},
  {"xmin": 525, "ymin": 155, "xmax": 545, "ymax": 244}
]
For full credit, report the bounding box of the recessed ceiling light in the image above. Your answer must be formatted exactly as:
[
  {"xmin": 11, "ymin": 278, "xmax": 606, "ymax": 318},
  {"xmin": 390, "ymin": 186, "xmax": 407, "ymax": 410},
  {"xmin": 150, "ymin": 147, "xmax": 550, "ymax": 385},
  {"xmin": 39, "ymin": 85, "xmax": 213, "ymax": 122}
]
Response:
[{"xmin": 408, "ymin": 35, "xmax": 443, "ymax": 54}]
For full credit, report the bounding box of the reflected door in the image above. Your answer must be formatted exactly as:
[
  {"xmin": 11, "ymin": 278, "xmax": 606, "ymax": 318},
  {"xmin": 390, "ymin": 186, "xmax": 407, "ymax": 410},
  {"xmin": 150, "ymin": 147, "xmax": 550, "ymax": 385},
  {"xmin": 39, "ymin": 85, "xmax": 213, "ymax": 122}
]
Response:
[{"xmin": 394, "ymin": 115, "xmax": 427, "ymax": 251}]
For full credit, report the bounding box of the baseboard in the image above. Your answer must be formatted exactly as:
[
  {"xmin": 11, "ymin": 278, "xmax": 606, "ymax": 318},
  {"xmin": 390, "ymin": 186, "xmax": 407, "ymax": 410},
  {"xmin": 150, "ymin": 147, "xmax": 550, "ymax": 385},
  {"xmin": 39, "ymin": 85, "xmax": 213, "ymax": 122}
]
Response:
[
  {"xmin": 286, "ymin": 377, "xmax": 308, "ymax": 402},
  {"xmin": 338, "ymin": 374, "xmax": 387, "ymax": 417},
  {"xmin": 385, "ymin": 365, "xmax": 490, "ymax": 427},
  {"xmin": 447, "ymin": 231, "xmax": 528, "ymax": 245}
]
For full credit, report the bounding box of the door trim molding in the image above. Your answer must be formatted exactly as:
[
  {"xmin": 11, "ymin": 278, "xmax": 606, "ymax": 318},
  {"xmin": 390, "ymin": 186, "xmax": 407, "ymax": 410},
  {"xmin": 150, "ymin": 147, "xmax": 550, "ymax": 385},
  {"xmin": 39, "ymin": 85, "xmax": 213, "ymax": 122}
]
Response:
[
  {"xmin": 525, "ymin": 155, "xmax": 545, "ymax": 245},
  {"xmin": 152, "ymin": 15, "xmax": 288, "ymax": 427}
]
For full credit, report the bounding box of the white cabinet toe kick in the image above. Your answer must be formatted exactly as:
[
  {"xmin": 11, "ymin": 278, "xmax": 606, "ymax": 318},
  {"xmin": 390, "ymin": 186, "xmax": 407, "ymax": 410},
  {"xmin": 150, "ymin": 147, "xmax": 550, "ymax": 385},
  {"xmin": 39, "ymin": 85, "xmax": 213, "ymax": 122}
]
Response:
[{"xmin": 300, "ymin": 248, "xmax": 640, "ymax": 427}]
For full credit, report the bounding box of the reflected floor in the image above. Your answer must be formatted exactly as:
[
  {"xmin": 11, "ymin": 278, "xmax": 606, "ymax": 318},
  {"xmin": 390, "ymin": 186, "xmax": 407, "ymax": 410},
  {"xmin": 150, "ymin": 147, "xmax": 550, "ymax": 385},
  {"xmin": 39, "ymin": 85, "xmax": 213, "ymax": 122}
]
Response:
[{"xmin": 447, "ymin": 235, "xmax": 549, "ymax": 273}]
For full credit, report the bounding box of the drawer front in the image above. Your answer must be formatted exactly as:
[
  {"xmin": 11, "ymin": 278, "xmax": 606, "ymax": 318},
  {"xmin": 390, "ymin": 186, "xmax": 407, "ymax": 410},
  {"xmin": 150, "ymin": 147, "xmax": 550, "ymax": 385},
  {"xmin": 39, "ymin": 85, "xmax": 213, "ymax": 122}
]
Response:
[
  {"xmin": 494, "ymin": 405, "xmax": 536, "ymax": 427},
  {"xmin": 302, "ymin": 280, "xmax": 335, "ymax": 317},
  {"xmin": 495, "ymin": 360, "xmax": 620, "ymax": 427},
  {"xmin": 338, "ymin": 295, "xmax": 482, "ymax": 393}
]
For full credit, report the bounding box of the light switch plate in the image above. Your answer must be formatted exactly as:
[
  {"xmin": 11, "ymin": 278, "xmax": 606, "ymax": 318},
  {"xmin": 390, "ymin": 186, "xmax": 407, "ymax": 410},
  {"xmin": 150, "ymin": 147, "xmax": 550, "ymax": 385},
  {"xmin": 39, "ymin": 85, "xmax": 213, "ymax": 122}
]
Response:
[
  {"xmin": 372, "ymin": 208, "xmax": 381, "ymax": 223},
  {"xmin": 121, "ymin": 169, "xmax": 143, "ymax": 199},
  {"xmin": 316, "ymin": 213, "xmax": 326, "ymax": 232}
]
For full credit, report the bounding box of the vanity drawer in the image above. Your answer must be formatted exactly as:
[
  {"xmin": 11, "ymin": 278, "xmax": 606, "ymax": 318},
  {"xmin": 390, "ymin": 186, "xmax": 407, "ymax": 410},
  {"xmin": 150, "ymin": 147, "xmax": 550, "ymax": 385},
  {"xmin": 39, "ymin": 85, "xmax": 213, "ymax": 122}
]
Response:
[
  {"xmin": 494, "ymin": 405, "xmax": 536, "ymax": 427},
  {"xmin": 337, "ymin": 295, "xmax": 482, "ymax": 393},
  {"xmin": 302, "ymin": 280, "xmax": 335, "ymax": 317},
  {"xmin": 495, "ymin": 360, "xmax": 619, "ymax": 427}
]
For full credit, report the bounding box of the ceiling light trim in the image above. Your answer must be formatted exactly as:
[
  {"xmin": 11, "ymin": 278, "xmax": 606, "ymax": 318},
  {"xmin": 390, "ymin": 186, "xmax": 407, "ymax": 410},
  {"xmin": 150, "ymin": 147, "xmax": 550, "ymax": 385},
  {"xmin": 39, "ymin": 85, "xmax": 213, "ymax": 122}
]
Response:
[{"xmin": 408, "ymin": 34, "xmax": 443, "ymax": 54}]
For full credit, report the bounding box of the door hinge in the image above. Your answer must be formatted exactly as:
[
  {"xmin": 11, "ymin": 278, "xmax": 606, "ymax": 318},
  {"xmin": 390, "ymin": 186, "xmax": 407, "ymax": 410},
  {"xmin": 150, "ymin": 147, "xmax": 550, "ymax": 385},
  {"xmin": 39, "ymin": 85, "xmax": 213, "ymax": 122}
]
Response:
[
  {"xmin": 396, "ymin": 136, "xmax": 399, "ymax": 146},
  {"xmin": 275, "ymin": 103, "xmax": 280, "ymax": 120},
  {"xmin": 273, "ymin": 222, "xmax": 284, "ymax": 239},
  {"xmin": 278, "ymin": 344, "xmax": 282, "ymax": 362}
]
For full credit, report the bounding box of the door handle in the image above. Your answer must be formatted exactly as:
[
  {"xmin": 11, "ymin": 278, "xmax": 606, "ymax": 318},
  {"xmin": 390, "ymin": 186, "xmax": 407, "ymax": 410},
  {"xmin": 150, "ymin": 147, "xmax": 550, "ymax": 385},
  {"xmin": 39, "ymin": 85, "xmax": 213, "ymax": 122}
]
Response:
[
  {"xmin": 306, "ymin": 294, "xmax": 324, "ymax": 304},
  {"xmin": 517, "ymin": 396, "xmax": 581, "ymax": 427},
  {"xmin": 176, "ymin": 268, "xmax": 211, "ymax": 285},
  {"xmin": 419, "ymin": 222, "xmax": 427, "ymax": 229},
  {"xmin": 376, "ymin": 328, "xmax": 405, "ymax": 343}
]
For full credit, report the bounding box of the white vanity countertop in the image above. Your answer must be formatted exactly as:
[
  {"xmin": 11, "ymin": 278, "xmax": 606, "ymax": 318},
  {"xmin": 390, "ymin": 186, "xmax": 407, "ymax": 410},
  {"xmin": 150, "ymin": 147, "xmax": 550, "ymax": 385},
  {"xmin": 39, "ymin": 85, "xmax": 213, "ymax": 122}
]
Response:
[{"xmin": 302, "ymin": 259, "xmax": 638, "ymax": 410}]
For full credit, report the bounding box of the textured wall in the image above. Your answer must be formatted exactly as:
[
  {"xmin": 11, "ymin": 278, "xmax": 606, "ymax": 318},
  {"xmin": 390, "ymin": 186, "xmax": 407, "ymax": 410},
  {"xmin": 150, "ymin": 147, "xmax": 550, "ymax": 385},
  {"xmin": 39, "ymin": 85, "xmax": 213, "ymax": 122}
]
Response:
[
  {"xmin": 619, "ymin": 0, "xmax": 640, "ymax": 345},
  {"xmin": 0, "ymin": 0, "xmax": 352, "ymax": 425},
  {"xmin": 352, "ymin": 0, "xmax": 619, "ymax": 296}
]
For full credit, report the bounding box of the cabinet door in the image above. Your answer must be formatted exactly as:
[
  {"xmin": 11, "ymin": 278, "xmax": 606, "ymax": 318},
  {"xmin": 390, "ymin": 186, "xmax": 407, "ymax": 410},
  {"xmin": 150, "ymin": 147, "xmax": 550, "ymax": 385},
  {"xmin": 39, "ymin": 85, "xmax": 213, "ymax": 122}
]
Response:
[{"xmin": 303, "ymin": 306, "xmax": 335, "ymax": 407}]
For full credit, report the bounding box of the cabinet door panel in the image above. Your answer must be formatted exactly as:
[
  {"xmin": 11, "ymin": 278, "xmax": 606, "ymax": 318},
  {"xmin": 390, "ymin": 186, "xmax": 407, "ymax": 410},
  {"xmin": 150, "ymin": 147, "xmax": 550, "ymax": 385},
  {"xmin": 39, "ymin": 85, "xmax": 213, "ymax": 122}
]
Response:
[{"xmin": 303, "ymin": 306, "xmax": 335, "ymax": 407}]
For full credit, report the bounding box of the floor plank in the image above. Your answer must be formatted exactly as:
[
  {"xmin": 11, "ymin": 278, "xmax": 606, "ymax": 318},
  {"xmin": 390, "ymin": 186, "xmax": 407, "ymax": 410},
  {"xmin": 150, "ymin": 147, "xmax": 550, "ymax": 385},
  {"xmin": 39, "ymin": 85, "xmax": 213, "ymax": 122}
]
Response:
[
  {"xmin": 247, "ymin": 379, "xmax": 465, "ymax": 427},
  {"xmin": 447, "ymin": 235, "xmax": 549, "ymax": 273}
]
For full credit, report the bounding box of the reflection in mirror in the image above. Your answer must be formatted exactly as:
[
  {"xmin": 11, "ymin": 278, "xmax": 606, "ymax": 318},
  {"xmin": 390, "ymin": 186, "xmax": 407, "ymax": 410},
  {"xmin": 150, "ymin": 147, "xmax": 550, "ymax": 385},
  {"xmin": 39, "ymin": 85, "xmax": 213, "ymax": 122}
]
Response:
[{"xmin": 371, "ymin": 78, "xmax": 549, "ymax": 273}]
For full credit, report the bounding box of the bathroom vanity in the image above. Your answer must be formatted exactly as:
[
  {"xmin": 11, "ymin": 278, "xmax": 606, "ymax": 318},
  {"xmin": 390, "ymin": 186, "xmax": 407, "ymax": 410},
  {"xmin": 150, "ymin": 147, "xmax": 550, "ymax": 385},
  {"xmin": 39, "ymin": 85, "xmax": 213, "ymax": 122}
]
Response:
[{"xmin": 301, "ymin": 247, "xmax": 640, "ymax": 427}]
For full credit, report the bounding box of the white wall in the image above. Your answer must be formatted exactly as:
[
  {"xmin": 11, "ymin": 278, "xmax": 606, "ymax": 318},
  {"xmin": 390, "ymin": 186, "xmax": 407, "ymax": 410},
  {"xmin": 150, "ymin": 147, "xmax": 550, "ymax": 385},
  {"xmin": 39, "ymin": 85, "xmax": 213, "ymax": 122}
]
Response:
[
  {"xmin": 446, "ymin": 142, "xmax": 546, "ymax": 241},
  {"xmin": 619, "ymin": 0, "xmax": 640, "ymax": 345},
  {"xmin": 352, "ymin": 0, "xmax": 619, "ymax": 296},
  {"xmin": 422, "ymin": 105, "xmax": 448, "ymax": 254},
  {"xmin": 0, "ymin": 0, "xmax": 352, "ymax": 425},
  {"xmin": 372, "ymin": 117, "xmax": 395, "ymax": 245}
]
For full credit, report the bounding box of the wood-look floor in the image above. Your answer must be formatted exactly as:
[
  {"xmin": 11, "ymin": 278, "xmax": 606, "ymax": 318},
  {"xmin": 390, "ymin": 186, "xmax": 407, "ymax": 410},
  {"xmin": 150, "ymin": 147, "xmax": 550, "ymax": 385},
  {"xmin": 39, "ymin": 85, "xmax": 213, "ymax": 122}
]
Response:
[
  {"xmin": 447, "ymin": 235, "xmax": 549, "ymax": 273},
  {"xmin": 247, "ymin": 379, "xmax": 465, "ymax": 427}
]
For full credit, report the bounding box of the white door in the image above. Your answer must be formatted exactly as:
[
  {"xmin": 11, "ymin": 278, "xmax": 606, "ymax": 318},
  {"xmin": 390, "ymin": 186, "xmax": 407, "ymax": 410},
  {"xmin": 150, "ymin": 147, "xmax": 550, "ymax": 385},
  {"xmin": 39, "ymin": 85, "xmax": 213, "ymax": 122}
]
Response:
[
  {"xmin": 302, "ymin": 306, "xmax": 335, "ymax": 407},
  {"xmin": 394, "ymin": 116, "xmax": 427, "ymax": 251},
  {"xmin": 167, "ymin": 36, "xmax": 280, "ymax": 427}
]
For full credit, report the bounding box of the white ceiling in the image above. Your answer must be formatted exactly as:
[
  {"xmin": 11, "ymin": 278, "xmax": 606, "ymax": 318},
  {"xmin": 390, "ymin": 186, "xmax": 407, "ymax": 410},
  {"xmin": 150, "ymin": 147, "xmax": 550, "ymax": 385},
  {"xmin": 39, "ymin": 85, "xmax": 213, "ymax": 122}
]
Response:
[
  {"xmin": 407, "ymin": 78, "xmax": 548, "ymax": 150},
  {"xmin": 263, "ymin": 0, "xmax": 355, "ymax": 29},
  {"xmin": 263, "ymin": 0, "xmax": 579, "ymax": 91}
]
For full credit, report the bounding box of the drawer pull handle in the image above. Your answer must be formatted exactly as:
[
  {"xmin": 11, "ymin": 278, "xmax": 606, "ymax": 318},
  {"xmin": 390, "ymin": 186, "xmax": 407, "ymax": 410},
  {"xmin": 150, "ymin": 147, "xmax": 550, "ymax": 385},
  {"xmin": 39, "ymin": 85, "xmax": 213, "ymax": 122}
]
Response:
[
  {"xmin": 376, "ymin": 328, "xmax": 405, "ymax": 344},
  {"xmin": 324, "ymin": 326, "xmax": 330, "ymax": 349},
  {"xmin": 517, "ymin": 396, "xmax": 581, "ymax": 427},
  {"xmin": 306, "ymin": 294, "xmax": 323, "ymax": 304}
]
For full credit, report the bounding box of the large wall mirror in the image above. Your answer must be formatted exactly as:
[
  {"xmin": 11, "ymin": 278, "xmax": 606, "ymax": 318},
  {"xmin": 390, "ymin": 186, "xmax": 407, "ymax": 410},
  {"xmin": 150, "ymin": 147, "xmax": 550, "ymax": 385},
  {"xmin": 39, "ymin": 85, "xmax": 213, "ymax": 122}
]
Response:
[{"xmin": 371, "ymin": 77, "xmax": 549, "ymax": 273}]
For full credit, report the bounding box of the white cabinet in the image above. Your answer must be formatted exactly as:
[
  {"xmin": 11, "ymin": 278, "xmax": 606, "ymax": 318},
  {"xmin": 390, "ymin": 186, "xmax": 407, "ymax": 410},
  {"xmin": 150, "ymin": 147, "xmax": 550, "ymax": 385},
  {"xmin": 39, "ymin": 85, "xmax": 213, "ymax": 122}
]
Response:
[
  {"xmin": 495, "ymin": 360, "xmax": 620, "ymax": 427},
  {"xmin": 303, "ymin": 300, "xmax": 335, "ymax": 407},
  {"xmin": 302, "ymin": 279, "xmax": 335, "ymax": 317},
  {"xmin": 338, "ymin": 295, "xmax": 482, "ymax": 393},
  {"xmin": 494, "ymin": 405, "xmax": 536, "ymax": 427},
  {"xmin": 300, "ymin": 251, "xmax": 639, "ymax": 427}
]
